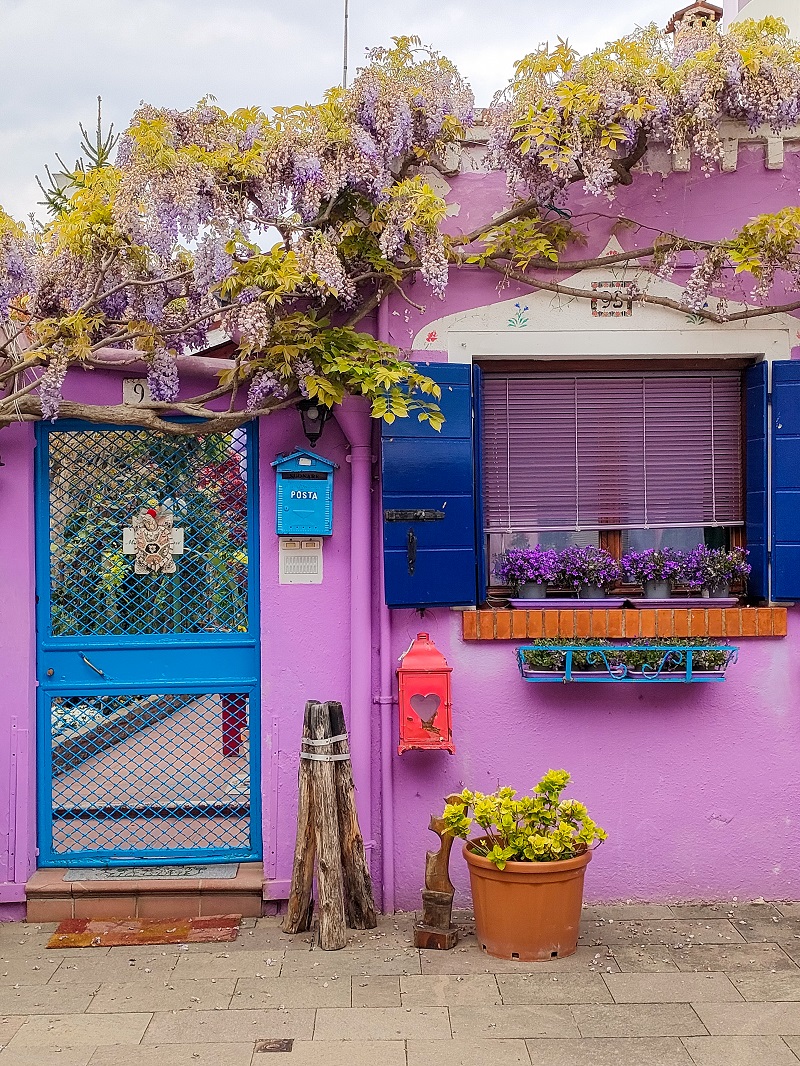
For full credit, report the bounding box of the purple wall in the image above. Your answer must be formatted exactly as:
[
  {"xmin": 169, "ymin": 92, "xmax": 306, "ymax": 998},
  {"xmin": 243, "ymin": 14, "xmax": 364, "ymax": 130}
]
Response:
[{"xmin": 388, "ymin": 611, "xmax": 799, "ymax": 908}]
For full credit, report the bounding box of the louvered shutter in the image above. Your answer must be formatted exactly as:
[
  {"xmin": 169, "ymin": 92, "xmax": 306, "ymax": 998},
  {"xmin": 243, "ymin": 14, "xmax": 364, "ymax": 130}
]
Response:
[
  {"xmin": 381, "ymin": 363, "xmax": 478, "ymax": 608},
  {"xmin": 771, "ymin": 361, "xmax": 800, "ymax": 599},
  {"xmin": 744, "ymin": 362, "xmax": 768, "ymax": 600}
]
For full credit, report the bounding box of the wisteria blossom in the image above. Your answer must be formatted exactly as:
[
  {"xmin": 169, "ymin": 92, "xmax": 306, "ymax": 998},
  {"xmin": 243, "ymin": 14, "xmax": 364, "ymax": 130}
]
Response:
[{"xmin": 0, "ymin": 23, "xmax": 799, "ymax": 434}]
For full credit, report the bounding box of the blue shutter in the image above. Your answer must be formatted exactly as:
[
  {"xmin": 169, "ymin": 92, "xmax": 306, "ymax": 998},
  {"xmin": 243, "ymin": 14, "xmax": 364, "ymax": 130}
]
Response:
[
  {"xmin": 473, "ymin": 363, "xmax": 487, "ymax": 605},
  {"xmin": 381, "ymin": 363, "xmax": 478, "ymax": 608},
  {"xmin": 744, "ymin": 362, "xmax": 768, "ymax": 601},
  {"xmin": 771, "ymin": 361, "xmax": 800, "ymax": 600}
]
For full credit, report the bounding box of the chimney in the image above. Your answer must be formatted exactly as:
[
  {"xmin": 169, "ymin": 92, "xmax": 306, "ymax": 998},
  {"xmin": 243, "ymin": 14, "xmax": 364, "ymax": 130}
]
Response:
[{"xmin": 666, "ymin": 1, "xmax": 724, "ymax": 36}]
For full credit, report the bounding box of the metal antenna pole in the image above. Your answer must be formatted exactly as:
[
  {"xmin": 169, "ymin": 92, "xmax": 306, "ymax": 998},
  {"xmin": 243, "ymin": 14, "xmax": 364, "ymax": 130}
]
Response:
[{"xmin": 343, "ymin": 0, "xmax": 349, "ymax": 88}]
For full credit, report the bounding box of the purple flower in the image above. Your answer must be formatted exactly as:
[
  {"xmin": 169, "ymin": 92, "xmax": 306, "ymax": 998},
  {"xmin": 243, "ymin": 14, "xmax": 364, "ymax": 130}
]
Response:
[
  {"xmin": 556, "ymin": 546, "xmax": 621, "ymax": 591},
  {"xmin": 681, "ymin": 545, "xmax": 751, "ymax": 591},
  {"xmin": 147, "ymin": 348, "xmax": 179, "ymax": 402},
  {"xmin": 495, "ymin": 546, "xmax": 559, "ymax": 588},
  {"xmin": 621, "ymin": 548, "xmax": 683, "ymax": 585}
]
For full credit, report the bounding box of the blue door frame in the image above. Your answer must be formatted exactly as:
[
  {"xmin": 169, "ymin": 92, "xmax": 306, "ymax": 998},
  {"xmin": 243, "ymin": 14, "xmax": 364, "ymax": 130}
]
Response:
[{"xmin": 34, "ymin": 421, "xmax": 262, "ymax": 867}]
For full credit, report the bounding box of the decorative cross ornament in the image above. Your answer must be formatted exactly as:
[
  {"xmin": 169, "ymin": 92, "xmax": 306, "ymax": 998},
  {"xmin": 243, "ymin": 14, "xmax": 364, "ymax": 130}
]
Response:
[{"xmin": 122, "ymin": 506, "xmax": 184, "ymax": 576}]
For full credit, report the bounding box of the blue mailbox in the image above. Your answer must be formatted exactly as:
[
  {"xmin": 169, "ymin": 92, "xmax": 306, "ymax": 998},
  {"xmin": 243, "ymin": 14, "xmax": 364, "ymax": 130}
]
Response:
[{"xmin": 272, "ymin": 449, "xmax": 338, "ymax": 536}]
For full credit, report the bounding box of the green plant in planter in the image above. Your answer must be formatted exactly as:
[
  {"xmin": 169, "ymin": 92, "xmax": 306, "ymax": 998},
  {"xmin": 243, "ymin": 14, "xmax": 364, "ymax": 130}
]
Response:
[
  {"xmin": 521, "ymin": 638, "xmax": 609, "ymax": 671},
  {"xmin": 442, "ymin": 769, "xmax": 607, "ymax": 869},
  {"xmin": 624, "ymin": 638, "xmax": 730, "ymax": 672}
]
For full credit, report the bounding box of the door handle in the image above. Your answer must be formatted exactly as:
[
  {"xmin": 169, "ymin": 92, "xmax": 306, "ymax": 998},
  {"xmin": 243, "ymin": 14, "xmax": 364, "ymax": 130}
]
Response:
[
  {"xmin": 79, "ymin": 653, "xmax": 107, "ymax": 679},
  {"xmin": 407, "ymin": 529, "xmax": 417, "ymax": 576}
]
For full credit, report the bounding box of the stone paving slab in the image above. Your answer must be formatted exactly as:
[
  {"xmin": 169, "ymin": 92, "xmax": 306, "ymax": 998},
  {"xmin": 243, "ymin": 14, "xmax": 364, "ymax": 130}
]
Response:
[
  {"xmin": 0, "ymin": 1048, "xmax": 96, "ymax": 1066},
  {"xmin": 0, "ymin": 960, "xmax": 63, "ymax": 986},
  {"xmin": 603, "ymin": 972, "xmax": 742, "ymax": 1002},
  {"xmin": 172, "ymin": 950, "xmax": 283, "ymax": 980},
  {"xmin": 572, "ymin": 1003, "xmax": 707, "ymax": 1037},
  {"xmin": 142, "ymin": 1007, "xmax": 315, "ymax": 1044},
  {"xmin": 351, "ymin": 976, "xmax": 401, "ymax": 1007},
  {"xmin": 232, "ymin": 976, "xmax": 350, "ymax": 1008},
  {"xmin": 670, "ymin": 943, "xmax": 798, "ymax": 972},
  {"xmin": 496, "ymin": 973, "xmax": 612, "ymax": 1004},
  {"xmin": 400, "ymin": 974, "xmax": 501, "ymax": 1006},
  {"xmin": 421, "ymin": 945, "xmax": 620, "ymax": 975},
  {"xmin": 730, "ymin": 972, "xmax": 800, "ymax": 1001},
  {"xmin": 526, "ymin": 1036, "xmax": 694, "ymax": 1065},
  {"xmin": 87, "ymin": 978, "xmax": 235, "ymax": 1013},
  {"xmin": 284, "ymin": 1041, "xmax": 407, "ymax": 1065},
  {"xmin": 406, "ymin": 1038, "xmax": 531, "ymax": 1065},
  {"xmin": 0, "ymin": 1017, "xmax": 26, "ymax": 1046},
  {"xmin": 281, "ymin": 948, "xmax": 421, "ymax": 978},
  {"xmin": 693, "ymin": 1001, "xmax": 800, "ymax": 1034},
  {"xmin": 313, "ymin": 1006, "xmax": 451, "ymax": 1041},
  {"xmin": 0, "ymin": 984, "xmax": 100, "ymax": 1016},
  {"xmin": 583, "ymin": 905, "xmax": 675, "ymax": 921},
  {"xmin": 52, "ymin": 954, "xmax": 180, "ymax": 984},
  {"xmin": 669, "ymin": 904, "xmax": 782, "ymax": 921},
  {"xmin": 580, "ymin": 919, "xmax": 746, "ymax": 946},
  {"xmin": 681, "ymin": 1035, "xmax": 800, "ymax": 1065},
  {"xmin": 449, "ymin": 1003, "xmax": 579, "ymax": 1038},
  {"xmin": 610, "ymin": 947, "xmax": 680, "ymax": 972},
  {"xmin": 6, "ymin": 1013, "xmax": 152, "ymax": 1048},
  {"xmin": 88, "ymin": 1045, "xmax": 255, "ymax": 1066},
  {"xmin": 738, "ymin": 916, "xmax": 800, "ymax": 942}
]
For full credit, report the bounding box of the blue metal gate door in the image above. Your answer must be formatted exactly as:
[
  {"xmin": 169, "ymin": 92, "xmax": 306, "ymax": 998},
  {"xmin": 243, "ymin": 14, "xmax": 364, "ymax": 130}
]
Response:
[{"xmin": 35, "ymin": 423, "xmax": 261, "ymax": 867}]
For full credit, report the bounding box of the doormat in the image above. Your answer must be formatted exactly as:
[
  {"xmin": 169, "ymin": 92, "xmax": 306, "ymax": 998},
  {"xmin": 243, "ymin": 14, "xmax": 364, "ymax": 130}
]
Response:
[
  {"xmin": 64, "ymin": 864, "xmax": 239, "ymax": 881},
  {"xmin": 47, "ymin": 915, "xmax": 241, "ymax": 948}
]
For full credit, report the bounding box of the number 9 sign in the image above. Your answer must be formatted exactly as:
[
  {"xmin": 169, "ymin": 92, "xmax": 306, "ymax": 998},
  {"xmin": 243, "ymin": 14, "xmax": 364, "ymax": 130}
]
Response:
[{"xmin": 122, "ymin": 378, "xmax": 153, "ymax": 405}]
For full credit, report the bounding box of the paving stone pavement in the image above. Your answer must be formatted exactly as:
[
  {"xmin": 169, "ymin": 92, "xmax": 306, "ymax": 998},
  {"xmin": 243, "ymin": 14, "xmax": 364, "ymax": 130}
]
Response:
[{"xmin": 2, "ymin": 907, "xmax": 800, "ymax": 1063}]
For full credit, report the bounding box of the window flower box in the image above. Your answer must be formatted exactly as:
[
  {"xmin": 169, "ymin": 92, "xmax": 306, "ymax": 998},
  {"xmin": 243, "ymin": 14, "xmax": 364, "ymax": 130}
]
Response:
[{"xmin": 517, "ymin": 642, "xmax": 738, "ymax": 683}]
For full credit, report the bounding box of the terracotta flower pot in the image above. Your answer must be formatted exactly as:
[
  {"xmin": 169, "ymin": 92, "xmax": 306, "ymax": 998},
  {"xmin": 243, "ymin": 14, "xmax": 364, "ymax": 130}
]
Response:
[{"xmin": 463, "ymin": 842, "xmax": 592, "ymax": 961}]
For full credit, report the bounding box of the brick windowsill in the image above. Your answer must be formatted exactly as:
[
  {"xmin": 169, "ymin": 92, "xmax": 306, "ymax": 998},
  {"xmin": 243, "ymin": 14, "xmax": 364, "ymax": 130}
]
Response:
[{"xmin": 462, "ymin": 607, "xmax": 788, "ymax": 641}]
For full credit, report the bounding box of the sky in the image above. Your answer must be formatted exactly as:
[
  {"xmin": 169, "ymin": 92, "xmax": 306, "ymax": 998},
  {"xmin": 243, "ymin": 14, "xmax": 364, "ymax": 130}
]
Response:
[{"xmin": 1, "ymin": 0, "xmax": 676, "ymax": 222}]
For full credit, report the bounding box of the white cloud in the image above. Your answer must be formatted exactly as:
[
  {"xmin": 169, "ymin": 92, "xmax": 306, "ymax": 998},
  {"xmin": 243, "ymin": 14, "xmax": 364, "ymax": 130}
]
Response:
[{"xmin": 0, "ymin": 0, "xmax": 675, "ymax": 220}]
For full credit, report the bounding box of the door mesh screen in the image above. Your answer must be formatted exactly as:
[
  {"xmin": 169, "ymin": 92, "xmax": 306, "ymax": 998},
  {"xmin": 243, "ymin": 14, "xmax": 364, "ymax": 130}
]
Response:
[
  {"xmin": 50, "ymin": 692, "xmax": 251, "ymax": 856},
  {"xmin": 48, "ymin": 429, "xmax": 248, "ymax": 637}
]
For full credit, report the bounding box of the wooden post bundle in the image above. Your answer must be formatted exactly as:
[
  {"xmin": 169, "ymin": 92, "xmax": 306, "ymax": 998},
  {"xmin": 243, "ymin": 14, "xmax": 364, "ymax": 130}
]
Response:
[
  {"xmin": 283, "ymin": 701, "xmax": 316, "ymax": 934},
  {"xmin": 329, "ymin": 701, "xmax": 377, "ymax": 930},
  {"xmin": 283, "ymin": 700, "xmax": 377, "ymax": 947}
]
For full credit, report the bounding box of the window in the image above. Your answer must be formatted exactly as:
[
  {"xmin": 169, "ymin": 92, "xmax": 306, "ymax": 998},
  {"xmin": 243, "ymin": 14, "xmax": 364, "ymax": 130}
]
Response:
[{"xmin": 481, "ymin": 370, "xmax": 743, "ymax": 577}]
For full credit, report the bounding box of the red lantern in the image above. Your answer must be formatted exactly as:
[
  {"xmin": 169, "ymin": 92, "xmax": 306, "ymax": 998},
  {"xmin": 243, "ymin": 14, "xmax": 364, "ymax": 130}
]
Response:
[{"xmin": 397, "ymin": 632, "xmax": 454, "ymax": 755}]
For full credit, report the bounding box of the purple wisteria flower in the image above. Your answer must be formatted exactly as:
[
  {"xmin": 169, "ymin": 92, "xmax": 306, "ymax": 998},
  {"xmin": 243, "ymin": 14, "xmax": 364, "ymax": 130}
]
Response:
[
  {"xmin": 557, "ymin": 546, "xmax": 621, "ymax": 591},
  {"xmin": 494, "ymin": 546, "xmax": 559, "ymax": 589},
  {"xmin": 621, "ymin": 548, "xmax": 683, "ymax": 586}
]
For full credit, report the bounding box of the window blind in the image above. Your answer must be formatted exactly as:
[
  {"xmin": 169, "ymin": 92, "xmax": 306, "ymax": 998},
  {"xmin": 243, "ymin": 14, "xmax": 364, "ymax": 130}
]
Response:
[{"xmin": 481, "ymin": 372, "xmax": 743, "ymax": 532}]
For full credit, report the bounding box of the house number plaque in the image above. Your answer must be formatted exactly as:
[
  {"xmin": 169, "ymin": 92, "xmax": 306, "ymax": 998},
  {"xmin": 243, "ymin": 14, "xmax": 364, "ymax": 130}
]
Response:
[{"xmin": 591, "ymin": 280, "xmax": 633, "ymax": 317}]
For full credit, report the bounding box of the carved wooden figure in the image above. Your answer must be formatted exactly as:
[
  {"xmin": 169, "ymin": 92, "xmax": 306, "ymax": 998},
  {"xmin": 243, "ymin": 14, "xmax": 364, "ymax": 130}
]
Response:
[{"xmin": 413, "ymin": 793, "xmax": 462, "ymax": 950}]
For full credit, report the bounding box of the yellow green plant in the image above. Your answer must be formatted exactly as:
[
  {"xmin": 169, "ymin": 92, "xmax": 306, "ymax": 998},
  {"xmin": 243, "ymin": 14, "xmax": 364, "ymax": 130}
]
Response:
[{"xmin": 442, "ymin": 769, "xmax": 607, "ymax": 869}]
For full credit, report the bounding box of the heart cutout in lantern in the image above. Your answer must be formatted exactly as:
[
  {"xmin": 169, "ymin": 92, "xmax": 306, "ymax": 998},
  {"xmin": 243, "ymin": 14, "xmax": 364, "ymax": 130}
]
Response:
[{"xmin": 410, "ymin": 692, "xmax": 441, "ymax": 720}]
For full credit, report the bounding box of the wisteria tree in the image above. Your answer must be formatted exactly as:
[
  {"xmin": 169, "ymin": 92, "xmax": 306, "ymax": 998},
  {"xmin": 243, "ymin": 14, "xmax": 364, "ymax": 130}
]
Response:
[{"xmin": 1, "ymin": 18, "xmax": 799, "ymax": 436}]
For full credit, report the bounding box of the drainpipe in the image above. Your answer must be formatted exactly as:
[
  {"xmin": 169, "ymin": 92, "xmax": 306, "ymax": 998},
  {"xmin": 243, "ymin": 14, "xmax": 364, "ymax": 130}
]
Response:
[
  {"xmin": 333, "ymin": 395, "xmax": 374, "ymax": 868},
  {"xmin": 376, "ymin": 295, "xmax": 396, "ymax": 914}
]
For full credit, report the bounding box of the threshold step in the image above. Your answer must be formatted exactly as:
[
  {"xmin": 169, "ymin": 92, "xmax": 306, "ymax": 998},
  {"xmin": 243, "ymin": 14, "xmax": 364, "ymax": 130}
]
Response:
[{"xmin": 25, "ymin": 862, "xmax": 264, "ymax": 922}]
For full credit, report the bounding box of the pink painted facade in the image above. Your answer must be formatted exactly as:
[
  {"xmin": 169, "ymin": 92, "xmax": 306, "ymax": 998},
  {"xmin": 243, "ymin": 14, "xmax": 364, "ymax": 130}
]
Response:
[{"xmin": 1, "ymin": 131, "xmax": 799, "ymax": 919}]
